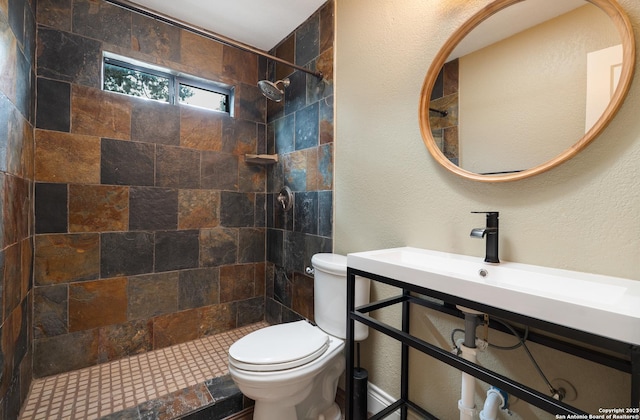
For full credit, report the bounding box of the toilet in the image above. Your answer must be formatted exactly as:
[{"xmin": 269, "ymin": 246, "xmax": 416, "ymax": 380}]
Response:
[{"xmin": 228, "ymin": 253, "xmax": 370, "ymax": 420}]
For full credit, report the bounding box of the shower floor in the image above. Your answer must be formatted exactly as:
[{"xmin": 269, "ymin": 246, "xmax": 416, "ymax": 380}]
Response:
[{"xmin": 20, "ymin": 322, "xmax": 267, "ymax": 420}]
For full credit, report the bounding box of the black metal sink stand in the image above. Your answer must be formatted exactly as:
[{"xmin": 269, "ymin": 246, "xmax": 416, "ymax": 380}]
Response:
[{"xmin": 345, "ymin": 267, "xmax": 640, "ymax": 420}]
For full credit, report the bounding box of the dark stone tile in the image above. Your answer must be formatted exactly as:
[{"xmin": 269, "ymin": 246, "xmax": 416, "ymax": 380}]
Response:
[
  {"xmin": 220, "ymin": 264, "xmax": 254, "ymax": 303},
  {"xmin": 204, "ymin": 375, "xmax": 243, "ymax": 406},
  {"xmin": 444, "ymin": 58, "xmax": 459, "ymax": 96},
  {"xmin": 3, "ymin": 174, "xmax": 30, "ymax": 246},
  {"xmin": 220, "ymin": 192, "xmax": 254, "ymax": 227},
  {"xmin": 36, "ymin": 27, "xmax": 101, "ymax": 86},
  {"xmin": 318, "ymin": 143, "xmax": 333, "ymax": 190},
  {"xmin": 72, "ymin": 0, "xmax": 131, "ymax": 47},
  {"xmin": 238, "ymin": 160, "xmax": 264, "ymax": 193},
  {"xmin": 152, "ymin": 307, "xmax": 202, "ymax": 348},
  {"xmin": 273, "ymin": 266, "xmax": 292, "ymax": 307},
  {"xmin": 319, "ymin": 1, "xmax": 334, "ymax": 54},
  {"xmin": 138, "ymin": 383, "xmax": 213, "ymax": 420},
  {"xmin": 199, "ymin": 228, "xmax": 237, "ymax": 267},
  {"xmin": 36, "ymin": 77, "xmax": 70, "ymax": 131},
  {"xmin": 274, "ymin": 114, "xmax": 294, "ymax": 154},
  {"xmin": 221, "ymin": 118, "xmax": 257, "ymax": 155},
  {"xmin": 238, "ymin": 228, "xmax": 265, "ymax": 263},
  {"xmin": 3, "ymin": 243, "xmax": 21, "ymax": 318},
  {"xmin": 72, "ymin": 85, "xmax": 131, "ymax": 139},
  {"xmin": 222, "ymin": 44, "xmax": 257, "ymax": 86},
  {"xmin": 179, "ymin": 106, "xmax": 224, "ymax": 151},
  {"xmin": 254, "ymin": 193, "xmax": 266, "ymax": 228},
  {"xmin": 128, "ymin": 272, "xmax": 178, "ymax": 320},
  {"xmin": 275, "ymin": 35, "xmax": 295, "ymax": 81},
  {"xmin": 178, "ymin": 190, "xmax": 219, "ymax": 230},
  {"xmin": 199, "ymin": 303, "xmax": 236, "ymax": 336},
  {"xmin": 294, "ymin": 191, "xmax": 318, "ymax": 235},
  {"xmin": 319, "ymin": 95, "xmax": 334, "ymax": 144},
  {"xmin": 282, "ymin": 151, "xmax": 307, "ymax": 192},
  {"xmin": 33, "ymin": 329, "xmax": 99, "ymax": 377},
  {"xmin": 284, "ymin": 70, "xmax": 306, "ymax": 115},
  {"xmin": 154, "ymin": 229, "xmax": 199, "ymax": 272},
  {"xmin": 34, "ymin": 233, "xmax": 100, "ymax": 285},
  {"xmin": 36, "ymin": 0, "xmax": 72, "ymax": 31},
  {"xmin": 0, "ymin": 97, "xmax": 12, "ymax": 175},
  {"xmin": 35, "ymin": 130, "xmax": 101, "ymax": 184},
  {"xmin": 100, "ymin": 232, "xmax": 154, "ymax": 278},
  {"xmin": 201, "ymin": 151, "xmax": 238, "ymax": 190},
  {"xmin": 68, "ymin": 184, "xmax": 129, "ymax": 232},
  {"xmin": 69, "ymin": 277, "xmax": 127, "ymax": 331},
  {"xmin": 295, "ymin": 103, "xmax": 319, "ymax": 151},
  {"xmin": 156, "ymin": 145, "xmax": 200, "ymax": 189},
  {"xmin": 292, "ymin": 272, "xmax": 314, "ymax": 320},
  {"xmin": 431, "ymin": 66, "xmax": 444, "ymax": 100},
  {"xmin": 234, "ymin": 83, "xmax": 265, "ymax": 123},
  {"xmin": 284, "ymin": 231, "xmax": 305, "ymax": 274},
  {"xmin": 131, "ymin": 99, "xmax": 180, "ymax": 145},
  {"xmin": 129, "ymin": 187, "xmax": 178, "ymax": 231},
  {"xmin": 296, "ymin": 14, "xmax": 319, "ymax": 67},
  {"xmin": 2, "ymin": 371, "xmax": 22, "ymax": 420},
  {"xmin": 318, "ymin": 191, "xmax": 333, "ymax": 238},
  {"xmin": 257, "ymin": 123, "xmax": 266, "ymax": 154},
  {"xmin": 15, "ymin": 45, "xmax": 32, "ymax": 121},
  {"xmin": 265, "ymin": 297, "xmax": 282, "ymax": 325},
  {"xmin": 266, "ymin": 228, "xmax": 283, "ymax": 266},
  {"xmin": 99, "ymin": 407, "xmax": 140, "ymax": 420},
  {"xmin": 131, "ymin": 12, "xmax": 181, "ymax": 62},
  {"xmin": 8, "ymin": 0, "xmax": 25, "ymax": 46},
  {"xmin": 101, "ymin": 138, "xmax": 155, "ymax": 186},
  {"xmin": 178, "ymin": 268, "xmax": 219, "ymax": 310},
  {"xmin": 35, "ymin": 182, "xmax": 68, "ymax": 234},
  {"xmin": 34, "ymin": 284, "xmax": 68, "ymax": 338},
  {"xmin": 282, "ymin": 305, "xmax": 304, "ymax": 323},
  {"xmin": 98, "ymin": 320, "xmax": 152, "ymax": 363},
  {"xmin": 237, "ymin": 297, "xmax": 264, "ymax": 326}
]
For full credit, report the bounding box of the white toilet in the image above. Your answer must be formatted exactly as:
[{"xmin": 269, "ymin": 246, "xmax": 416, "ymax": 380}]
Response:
[{"xmin": 228, "ymin": 253, "xmax": 370, "ymax": 420}]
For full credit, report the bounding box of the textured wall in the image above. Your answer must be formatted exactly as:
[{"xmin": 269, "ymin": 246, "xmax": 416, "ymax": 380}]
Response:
[
  {"xmin": 0, "ymin": 0, "xmax": 35, "ymax": 416},
  {"xmin": 336, "ymin": 0, "xmax": 639, "ymax": 418},
  {"xmin": 33, "ymin": 0, "xmax": 267, "ymax": 378},
  {"xmin": 264, "ymin": 1, "xmax": 335, "ymax": 324}
]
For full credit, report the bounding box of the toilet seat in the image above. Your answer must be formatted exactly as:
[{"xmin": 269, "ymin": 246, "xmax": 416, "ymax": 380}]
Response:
[{"xmin": 229, "ymin": 321, "xmax": 330, "ymax": 372}]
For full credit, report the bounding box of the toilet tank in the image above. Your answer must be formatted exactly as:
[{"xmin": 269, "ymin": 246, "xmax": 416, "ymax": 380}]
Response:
[{"xmin": 312, "ymin": 253, "xmax": 370, "ymax": 341}]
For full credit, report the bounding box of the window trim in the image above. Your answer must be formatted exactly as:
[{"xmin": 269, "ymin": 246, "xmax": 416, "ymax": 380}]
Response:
[{"xmin": 102, "ymin": 52, "xmax": 233, "ymax": 115}]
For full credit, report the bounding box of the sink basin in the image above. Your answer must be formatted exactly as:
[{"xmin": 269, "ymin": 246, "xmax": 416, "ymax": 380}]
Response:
[{"xmin": 347, "ymin": 247, "xmax": 640, "ymax": 345}]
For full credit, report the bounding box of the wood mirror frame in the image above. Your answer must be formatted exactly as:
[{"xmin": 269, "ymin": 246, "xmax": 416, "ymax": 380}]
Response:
[{"xmin": 419, "ymin": 0, "xmax": 635, "ymax": 183}]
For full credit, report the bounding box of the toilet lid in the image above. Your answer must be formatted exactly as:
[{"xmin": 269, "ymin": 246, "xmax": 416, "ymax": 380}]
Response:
[{"xmin": 229, "ymin": 321, "xmax": 330, "ymax": 372}]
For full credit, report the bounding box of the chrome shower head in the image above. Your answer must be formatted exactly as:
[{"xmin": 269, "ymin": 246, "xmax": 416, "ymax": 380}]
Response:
[{"xmin": 258, "ymin": 78, "xmax": 290, "ymax": 102}]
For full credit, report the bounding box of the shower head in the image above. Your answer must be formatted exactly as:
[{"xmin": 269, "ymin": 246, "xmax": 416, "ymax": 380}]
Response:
[{"xmin": 258, "ymin": 78, "xmax": 290, "ymax": 102}]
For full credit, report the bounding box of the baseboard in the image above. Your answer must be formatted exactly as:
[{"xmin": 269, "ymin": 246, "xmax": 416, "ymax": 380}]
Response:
[
  {"xmin": 367, "ymin": 382, "xmax": 401, "ymax": 420},
  {"xmin": 367, "ymin": 382, "xmax": 421, "ymax": 420}
]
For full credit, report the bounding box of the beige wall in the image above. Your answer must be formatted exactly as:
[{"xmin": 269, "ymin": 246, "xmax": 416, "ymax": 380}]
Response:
[{"xmin": 335, "ymin": 0, "xmax": 639, "ymax": 418}]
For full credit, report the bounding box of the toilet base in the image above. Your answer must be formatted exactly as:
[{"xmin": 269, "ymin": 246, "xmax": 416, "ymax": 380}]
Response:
[{"xmin": 253, "ymin": 400, "xmax": 298, "ymax": 420}]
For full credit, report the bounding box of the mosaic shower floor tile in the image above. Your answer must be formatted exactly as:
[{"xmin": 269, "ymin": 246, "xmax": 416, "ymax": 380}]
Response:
[{"xmin": 20, "ymin": 322, "xmax": 267, "ymax": 420}]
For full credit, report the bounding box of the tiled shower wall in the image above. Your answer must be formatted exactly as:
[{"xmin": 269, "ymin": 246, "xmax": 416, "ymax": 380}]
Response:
[
  {"xmin": 0, "ymin": 0, "xmax": 35, "ymax": 419},
  {"xmin": 0, "ymin": 0, "xmax": 36, "ymax": 417},
  {"xmin": 33, "ymin": 0, "xmax": 268, "ymax": 378},
  {"xmin": 265, "ymin": 1, "xmax": 335, "ymax": 323}
]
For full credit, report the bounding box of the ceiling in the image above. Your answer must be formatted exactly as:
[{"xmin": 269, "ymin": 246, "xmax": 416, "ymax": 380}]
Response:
[{"xmin": 126, "ymin": 0, "xmax": 328, "ymax": 51}]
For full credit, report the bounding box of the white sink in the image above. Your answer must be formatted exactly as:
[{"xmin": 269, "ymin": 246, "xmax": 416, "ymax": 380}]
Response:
[{"xmin": 347, "ymin": 247, "xmax": 640, "ymax": 345}]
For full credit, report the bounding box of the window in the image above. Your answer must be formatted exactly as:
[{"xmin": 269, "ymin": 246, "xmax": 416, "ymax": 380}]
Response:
[{"xmin": 102, "ymin": 54, "xmax": 232, "ymax": 114}]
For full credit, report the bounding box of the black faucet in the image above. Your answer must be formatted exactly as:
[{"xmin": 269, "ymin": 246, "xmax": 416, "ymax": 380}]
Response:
[{"xmin": 470, "ymin": 211, "xmax": 499, "ymax": 263}]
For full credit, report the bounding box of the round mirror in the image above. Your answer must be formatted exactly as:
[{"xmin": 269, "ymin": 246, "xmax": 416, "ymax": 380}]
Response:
[{"xmin": 419, "ymin": 0, "xmax": 635, "ymax": 182}]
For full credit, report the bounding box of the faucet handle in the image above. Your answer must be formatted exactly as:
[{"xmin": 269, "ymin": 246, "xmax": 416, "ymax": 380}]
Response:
[{"xmin": 472, "ymin": 211, "xmax": 499, "ymax": 228}]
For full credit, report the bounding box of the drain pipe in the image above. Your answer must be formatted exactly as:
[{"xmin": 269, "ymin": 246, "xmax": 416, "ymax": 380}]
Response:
[
  {"xmin": 479, "ymin": 387, "xmax": 509, "ymax": 420},
  {"xmin": 458, "ymin": 310, "xmax": 480, "ymax": 420}
]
